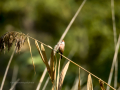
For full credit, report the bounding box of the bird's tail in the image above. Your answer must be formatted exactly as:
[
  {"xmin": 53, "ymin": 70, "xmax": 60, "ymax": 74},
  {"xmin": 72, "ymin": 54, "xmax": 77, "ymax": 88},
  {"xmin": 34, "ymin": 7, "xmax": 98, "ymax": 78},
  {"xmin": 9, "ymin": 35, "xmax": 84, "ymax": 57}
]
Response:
[
  {"xmin": 60, "ymin": 52, "xmax": 63, "ymax": 59},
  {"xmin": 61, "ymin": 55, "xmax": 62, "ymax": 59}
]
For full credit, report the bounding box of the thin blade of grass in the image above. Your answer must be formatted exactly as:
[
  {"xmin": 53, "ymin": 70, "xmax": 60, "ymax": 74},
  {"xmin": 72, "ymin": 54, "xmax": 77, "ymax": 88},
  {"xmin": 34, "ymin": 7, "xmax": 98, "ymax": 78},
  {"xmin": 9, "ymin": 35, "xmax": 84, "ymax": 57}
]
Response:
[
  {"xmin": 111, "ymin": 0, "xmax": 117, "ymax": 89},
  {"xmin": 78, "ymin": 68, "xmax": 81, "ymax": 90},
  {"xmin": 71, "ymin": 77, "xmax": 79, "ymax": 90},
  {"xmin": 57, "ymin": 57, "xmax": 61, "ymax": 90},
  {"xmin": 0, "ymin": 46, "xmax": 16, "ymax": 90},
  {"xmin": 87, "ymin": 74, "xmax": 93, "ymax": 90},
  {"xmin": 41, "ymin": 44, "xmax": 51, "ymax": 78},
  {"xmin": 36, "ymin": 68, "xmax": 47, "ymax": 90},
  {"xmin": 27, "ymin": 37, "xmax": 36, "ymax": 74},
  {"xmin": 50, "ymin": 50, "xmax": 54, "ymax": 83},
  {"xmin": 9, "ymin": 79, "xmax": 20, "ymax": 90},
  {"xmin": 107, "ymin": 35, "xmax": 120, "ymax": 90},
  {"xmin": 11, "ymin": 64, "xmax": 18, "ymax": 90},
  {"xmin": 58, "ymin": 61, "xmax": 70, "ymax": 90},
  {"xmin": 52, "ymin": 54, "xmax": 57, "ymax": 90},
  {"xmin": 99, "ymin": 80, "xmax": 106, "ymax": 90},
  {"xmin": 42, "ymin": 77, "xmax": 50, "ymax": 90}
]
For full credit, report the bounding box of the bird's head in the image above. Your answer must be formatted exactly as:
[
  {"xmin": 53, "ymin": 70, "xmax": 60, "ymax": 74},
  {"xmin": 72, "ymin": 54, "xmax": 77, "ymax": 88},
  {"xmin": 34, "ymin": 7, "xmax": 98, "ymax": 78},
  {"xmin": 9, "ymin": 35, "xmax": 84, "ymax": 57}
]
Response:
[{"xmin": 61, "ymin": 40, "xmax": 65, "ymax": 44}]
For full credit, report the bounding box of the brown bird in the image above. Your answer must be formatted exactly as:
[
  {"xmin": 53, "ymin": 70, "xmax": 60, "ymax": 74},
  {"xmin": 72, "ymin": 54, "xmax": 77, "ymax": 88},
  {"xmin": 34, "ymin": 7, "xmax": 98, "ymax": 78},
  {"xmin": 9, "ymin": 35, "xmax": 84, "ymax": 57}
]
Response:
[{"xmin": 59, "ymin": 40, "xmax": 65, "ymax": 59}]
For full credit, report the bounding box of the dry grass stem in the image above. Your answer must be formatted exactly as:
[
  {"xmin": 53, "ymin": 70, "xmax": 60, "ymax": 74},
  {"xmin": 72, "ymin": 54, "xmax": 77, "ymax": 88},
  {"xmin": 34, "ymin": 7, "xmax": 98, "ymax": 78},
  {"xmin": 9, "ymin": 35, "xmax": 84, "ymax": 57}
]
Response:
[
  {"xmin": 107, "ymin": 35, "xmax": 120, "ymax": 90},
  {"xmin": 11, "ymin": 64, "xmax": 18, "ymax": 90},
  {"xmin": 9, "ymin": 79, "xmax": 20, "ymax": 90},
  {"xmin": 27, "ymin": 37, "xmax": 36, "ymax": 74},
  {"xmin": 87, "ymin": 74, "xmax": 93, "ymax": 90},
  {"xmin": 42, "ymin": 77, "xmax": 50, "ymax": 90},
  {"xmin": 99, "ymin": 80, "xmax": 106, "ymax": 90},
  {"xmin": 0, "ymin": 46, "xmax": 16, "ymax": 90},
  {"xmin": 78, "ymin": 68, "xmax": 81, "ymax": 90},
  {"xmin": 71, "ymin": 77, "xmax": 80, "ymax": 90},
  {"xmin": 57, "ymin": 57, "xmax": 61, "ymax": 90},
  {"xmin": 50, "ymin": 50, "xmax": 54, "ymax": 83},
  {"xmin": 36, "ymin": 68, "xmax": 47, "ymax": 90},
  {"xmin": 111, "ymin": 0, "xmax": 117, "ymax": 89},
  {"xmin": 53, "ymin": 54, "xmax": 58, "ymax": 90}
]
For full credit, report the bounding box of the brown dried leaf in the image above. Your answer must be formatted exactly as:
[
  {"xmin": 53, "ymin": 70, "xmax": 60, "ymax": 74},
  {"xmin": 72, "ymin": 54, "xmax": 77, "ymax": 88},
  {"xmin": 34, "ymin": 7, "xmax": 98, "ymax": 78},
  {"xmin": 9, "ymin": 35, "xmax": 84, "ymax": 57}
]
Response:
[
  {"xmin": 52, "ymin": 54, "xmax": 57, "ymax": 90},
  {"xmin": 87, "ymin": 74, "xmax": 93, "ymax": 90},
  {"xmin": 58, "ymin": 61, "xmax": 70, "ymax": 90},
  {"xmin": 27, "ymin": 37, "xmax": 36, "ymax": 74},
  {"xmin": 41, "ymin": 44, "xmax": 51, "ymax": 78},
  {"xmin": 78, "ymin": 68, "xmax": 81, "ymax": 90},
  {"xmin": 50, "ymin": 50, "xmax": 54, "ymax": 83},
  {"xmin": 99, "ymin": 80, "xmax": 106, "ymax": 90},
  {"xmin": 54, "ymin": 54, "xmax": 57, "ymax": 82},
  {"xmin": 57, "ymin": 58, "xmax": 61, "ymax": 90},
  {"xmin": 35, "ymin": 40, "xmax": 45, "ymax": 62}
]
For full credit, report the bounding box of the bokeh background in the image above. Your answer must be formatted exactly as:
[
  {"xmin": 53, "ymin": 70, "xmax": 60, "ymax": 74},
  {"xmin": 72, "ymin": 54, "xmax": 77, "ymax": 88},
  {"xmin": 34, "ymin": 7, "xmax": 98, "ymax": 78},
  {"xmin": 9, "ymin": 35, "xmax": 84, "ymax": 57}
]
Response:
[{"xmin": 0, "ymin": 0, "xmax": 120, "ymax": 90}]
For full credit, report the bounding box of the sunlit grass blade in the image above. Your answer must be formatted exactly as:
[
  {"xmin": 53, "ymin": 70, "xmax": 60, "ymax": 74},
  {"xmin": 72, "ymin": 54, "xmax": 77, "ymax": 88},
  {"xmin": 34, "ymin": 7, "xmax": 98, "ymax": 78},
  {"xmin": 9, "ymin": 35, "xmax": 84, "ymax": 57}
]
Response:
[
  {"xmin": 110, "ymin": 0, "xmax": 117, "ymax": 89},
  {"xmin": 36, "ymin": 68, "xmax": 47, "ymax": 90},
  {"xmin": 57, "ymin": 57, "xmax": 61, "ymax": 90},
  {"xmin": 42, "ymin": 77, "xmax": 50, "ymax": 90},
  {"xmin": 0, "ymin": 46, "xmax": 16, "ymax": 90},
  {"xmin": 11, "ymin": 64, "xmax": 18, "ymax": 90},
  {"xmin": 50, "ymin": 50, "xmax": 54, "ymax": 83},
  {"xmin": 58, "ymin": 61, "xmax": 70, "ymax": 90},
  {"xmin": 41, "ymin": 44, "xmax": 51, "ymax": 77},
  {"xmin": 87, "ymin": 74, "xmax": 93, "ymax": 90},
  {"xmin": 27, "ymin": 37, "xmax": 36, "ymax": 74},
  {"xmin": 35, "ymin": 40, "xmax": 45, "ymax": 62},
  {"xmin": 71, "ymin": 77, "xmax": 79, "ymax": 90},
  {"xmin": 52, "ymin": 54, "xmax": 57, "ymax": 90}
]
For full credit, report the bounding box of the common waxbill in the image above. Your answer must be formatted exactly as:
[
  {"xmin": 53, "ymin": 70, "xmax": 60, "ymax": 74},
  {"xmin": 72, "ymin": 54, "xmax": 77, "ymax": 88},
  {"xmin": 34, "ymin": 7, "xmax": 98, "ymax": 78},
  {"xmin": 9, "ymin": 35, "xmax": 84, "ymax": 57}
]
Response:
[{"xmin": 59, "ymin": 40, "xmax": 65, "ymax": 59}]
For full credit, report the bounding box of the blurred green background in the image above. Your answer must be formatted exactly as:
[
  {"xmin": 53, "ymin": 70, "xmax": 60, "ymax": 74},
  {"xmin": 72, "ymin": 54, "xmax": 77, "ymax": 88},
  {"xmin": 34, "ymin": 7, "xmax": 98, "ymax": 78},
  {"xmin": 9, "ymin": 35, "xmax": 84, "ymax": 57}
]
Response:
[{"xmin": 0, "ymin": 0, "xmax": 120, "ymax": 90}]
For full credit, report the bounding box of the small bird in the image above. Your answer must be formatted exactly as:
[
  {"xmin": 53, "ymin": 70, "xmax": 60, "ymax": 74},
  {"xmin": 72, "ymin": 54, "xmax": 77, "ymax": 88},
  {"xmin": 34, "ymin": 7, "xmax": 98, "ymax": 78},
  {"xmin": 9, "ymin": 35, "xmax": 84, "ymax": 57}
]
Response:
[{"xmin": 59, "ymin": 40, "xmax": 65, "ymax": 59}]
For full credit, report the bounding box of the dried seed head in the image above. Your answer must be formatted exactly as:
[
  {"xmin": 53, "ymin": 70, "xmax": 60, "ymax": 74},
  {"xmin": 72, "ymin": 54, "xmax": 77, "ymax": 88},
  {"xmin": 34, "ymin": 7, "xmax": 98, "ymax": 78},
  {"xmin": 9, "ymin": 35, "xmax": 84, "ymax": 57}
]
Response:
[
  {"xmin": 0, "ymin": 31, "xmax": 27, "ymax": 52},
  {"xmin": 0, "ymin": 37, "xmax": 5, "ymax": 51}
]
